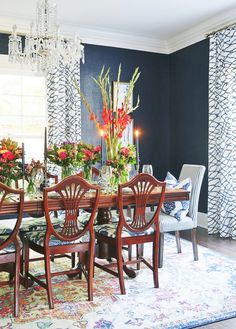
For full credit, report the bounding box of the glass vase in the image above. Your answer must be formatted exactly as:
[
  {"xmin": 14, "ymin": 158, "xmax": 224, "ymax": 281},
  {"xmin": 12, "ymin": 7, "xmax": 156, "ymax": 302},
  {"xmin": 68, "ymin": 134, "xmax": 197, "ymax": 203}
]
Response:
[
  {"xmin": 4, "ymin": 177, "xmax": 12, "ymax": 187},
  {"xmin": 109, "ymin": 166, "xmax": 130, "ymax": 192},
  {"xmin": 83, "ymin": 165, "xmax": 92, "ymax": 182},
  {"xmin": 61, "ymin": 166, "xmax": 75, "ymax": 180},
  {"xmin": 26, "ymin": 178, "xmax": 36, "ymax": 196}
]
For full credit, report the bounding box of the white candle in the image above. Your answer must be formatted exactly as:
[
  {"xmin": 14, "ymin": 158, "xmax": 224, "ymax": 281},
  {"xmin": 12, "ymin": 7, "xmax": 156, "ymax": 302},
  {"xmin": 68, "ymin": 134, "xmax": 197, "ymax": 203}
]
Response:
[{"xmin": 135, "ymin": 129, "xmax": 140, "ymax": 171}]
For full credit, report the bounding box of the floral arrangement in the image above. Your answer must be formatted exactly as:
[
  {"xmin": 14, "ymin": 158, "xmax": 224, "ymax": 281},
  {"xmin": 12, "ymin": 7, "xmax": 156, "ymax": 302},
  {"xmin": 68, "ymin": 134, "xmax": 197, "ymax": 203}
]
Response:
[
  {"xmin": 106, "ymin": 144, "xmax": 136, "ymax": 183},
  {"xmin": 0, "ymin": 138, "xmax": 22, "ymax": 185},
  {"xmin": 24, "ymin": 159, "xmax": 45, "ymax": 194},
  {"xmin": 47, "ymin": 142, "xmax": 78, "ymax": 168},
  {"xmin": 75, "ymin": 65, "xmax": 140, "ymax": 161},
  {"xmin": 47, "ymin": 142, "xmax": 78, "ymax": 179},
  {"xmin": 77, "ymin": 142, "xmax": 101, "ymax": 166},
  {"xmin": 25, "ymin": 159, "xmax": 44, "ymax": 179},
  {"xmin": 47, "ymin": 141, "xmax": 101, "ymax": 180},
  {"xmin": 77, "ymin": 142, "xmax": 101, "ymax": 181}
]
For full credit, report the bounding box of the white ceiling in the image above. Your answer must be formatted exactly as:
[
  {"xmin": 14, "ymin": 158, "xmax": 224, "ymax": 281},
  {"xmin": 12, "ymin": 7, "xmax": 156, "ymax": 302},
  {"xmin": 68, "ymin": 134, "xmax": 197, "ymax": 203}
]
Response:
[{"xmin": 1, "ymin": 0, "xmax": 236, "ymax": 53}]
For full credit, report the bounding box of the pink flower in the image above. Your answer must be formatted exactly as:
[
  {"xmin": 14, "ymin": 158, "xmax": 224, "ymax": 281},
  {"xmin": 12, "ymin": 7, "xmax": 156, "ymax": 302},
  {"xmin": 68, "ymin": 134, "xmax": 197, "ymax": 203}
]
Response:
[
  {"xmin": 58, "ymin": 151, "xmax": 67, "ymax": 160},
  {"xmin": 83, "ymin": 149, "xmax": 93, "ymax": 158},
  {"xmin": 94, "ymin": 145, "xmax": 101, "ymax": 153},
  {"xmin": 121, "ymin": 147, "xmax": 129, "ymax": 157},
  {"xmin": 2, "ymin": 151, "xmax": 15, "ymax": 161}
]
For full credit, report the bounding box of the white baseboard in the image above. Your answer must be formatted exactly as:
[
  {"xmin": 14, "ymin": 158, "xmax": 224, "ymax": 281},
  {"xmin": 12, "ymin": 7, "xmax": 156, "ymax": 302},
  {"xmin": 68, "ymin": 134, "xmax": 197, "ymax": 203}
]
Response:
[{"xmin": 197, "ymin": 212, "xmax": 208, "ymax": 229}]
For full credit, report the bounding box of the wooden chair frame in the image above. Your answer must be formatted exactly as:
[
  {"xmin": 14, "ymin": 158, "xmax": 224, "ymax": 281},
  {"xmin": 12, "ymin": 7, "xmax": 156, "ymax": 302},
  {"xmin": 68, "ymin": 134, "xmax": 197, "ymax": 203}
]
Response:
[
  {"xmin": 95, "ymin": 173, "xmax": 166, "ymax": 294},
  {"xmin": 23, "ymin": 175, "xmax": 100, "ymax": 309},
  {"xmin": 0, "ymin": 182, "xmax": 24, "ymax": 317}
]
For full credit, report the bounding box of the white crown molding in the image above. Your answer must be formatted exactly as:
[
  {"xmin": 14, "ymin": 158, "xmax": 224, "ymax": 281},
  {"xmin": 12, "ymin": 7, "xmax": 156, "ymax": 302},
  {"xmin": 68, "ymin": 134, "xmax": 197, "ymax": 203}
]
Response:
[
  {"xmin": 65, "ymin": 25, "xmax": 169, "ymax": 54},
  {"xmin": 1, "ymin": 7, "xmax": 236, "ymax": 55},
  {"xmin": 168, "ymin": 8, "xmax": 236, "ymax": 53},
  {"xmin": 0, "ymin": 15, "xmax": 169, "ymax": 54}
]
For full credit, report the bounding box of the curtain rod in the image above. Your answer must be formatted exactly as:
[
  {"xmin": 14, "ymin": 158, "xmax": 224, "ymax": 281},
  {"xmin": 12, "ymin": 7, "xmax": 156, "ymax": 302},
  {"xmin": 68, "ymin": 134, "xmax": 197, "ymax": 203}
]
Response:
[{"xmin": 206, "ymin": 21, "xmax": 236, "ymax": 38}]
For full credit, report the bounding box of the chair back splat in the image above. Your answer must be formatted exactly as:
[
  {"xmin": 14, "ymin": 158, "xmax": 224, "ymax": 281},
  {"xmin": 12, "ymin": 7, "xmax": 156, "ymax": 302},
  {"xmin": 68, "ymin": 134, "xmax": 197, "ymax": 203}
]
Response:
[
  {"xmin": 44, "ymin": 175, "xmax": 99, "ymax": 242},
  {"xmin": 118, "ymin": 173, "xmax": 166, "ymax": 234}
]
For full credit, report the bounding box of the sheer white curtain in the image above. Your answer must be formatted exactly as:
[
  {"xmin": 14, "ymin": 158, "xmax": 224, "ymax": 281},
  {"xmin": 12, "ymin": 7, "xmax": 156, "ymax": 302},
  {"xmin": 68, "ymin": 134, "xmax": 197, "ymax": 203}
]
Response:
[{"xmin": 208, "ymin": 26, "xmax": 236, "ymax": 238}]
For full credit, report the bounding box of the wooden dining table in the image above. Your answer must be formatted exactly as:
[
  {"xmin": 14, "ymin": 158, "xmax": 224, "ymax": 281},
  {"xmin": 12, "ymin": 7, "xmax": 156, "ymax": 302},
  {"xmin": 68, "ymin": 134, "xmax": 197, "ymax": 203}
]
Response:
[
  {"xmin": 0, "ymin": 187, "xmax": 189, "ymax": 216},
  {"xmin": 0, "ymin": 187, "xmax": 189, "ymax": 280}
]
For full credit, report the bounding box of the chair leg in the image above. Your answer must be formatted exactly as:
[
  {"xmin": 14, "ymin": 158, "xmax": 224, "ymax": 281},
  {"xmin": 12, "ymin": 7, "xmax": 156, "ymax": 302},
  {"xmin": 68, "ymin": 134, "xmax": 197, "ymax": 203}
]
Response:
[
  {"xmin": 128, "ymin": 246, "xmax": 132, "ymax": 261},
  {"xmin": 88, "ymin": 246, "xmax": 95, "ymax": 301},
  {"xmin": 191, "ymin": 228, "xmax": 199, "ymax": 261},
  {"xmin": 71, "ymin": 252, "xmax": 76, "ymax": 268},
  {"xmin": 175, "ymin": 231, "xmax": 182, "ymax": 253},
  {"xmin": 159, "ymin": 233, "xmax": 164, "ymax": 268},
  {"xmin": 24, "ymin": 241, "xmax": 30, "ymax": 289},
  {"xmin": 136, "ymin": 244, "xmax": 144, "ymax": 270},
  {"xmin": 116, "ymin": 244, "xmax": 126, "ymax": 295},
  {"xmin": 14, "ymin": 249, "xmax": 21, "ymax": 317},
  {"xmin": 44, "ymin": 252, "xmax": 54, "ymax": 309},
  {"xmin": 153, "ymin": 236, "xmax": 159, "ymax": 288}
]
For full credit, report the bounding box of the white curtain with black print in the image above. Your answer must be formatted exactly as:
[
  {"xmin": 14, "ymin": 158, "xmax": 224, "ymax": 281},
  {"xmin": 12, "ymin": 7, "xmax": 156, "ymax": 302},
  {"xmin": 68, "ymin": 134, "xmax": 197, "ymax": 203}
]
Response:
[
  {"xmin": 47, "ymin": 60, "xmax": 82, "ymax": 145},
  {"xmin": 208, "ymin": 25, "xmax": 236, "ymax": 238}
]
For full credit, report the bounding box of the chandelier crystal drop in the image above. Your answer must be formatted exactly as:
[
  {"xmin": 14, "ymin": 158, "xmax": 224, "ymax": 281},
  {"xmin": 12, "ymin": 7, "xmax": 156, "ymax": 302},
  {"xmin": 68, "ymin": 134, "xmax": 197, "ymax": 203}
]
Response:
[{"xmin": 8, "ymin": 0, "xmax": 84, "ymax": 73}]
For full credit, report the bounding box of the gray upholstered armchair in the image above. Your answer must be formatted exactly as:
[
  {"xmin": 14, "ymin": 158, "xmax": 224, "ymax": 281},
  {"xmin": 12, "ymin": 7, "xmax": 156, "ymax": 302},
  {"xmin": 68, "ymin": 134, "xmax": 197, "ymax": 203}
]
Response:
[{"xmin": 158, "ymin": 164, "xmax": 206, "ymax": 267}]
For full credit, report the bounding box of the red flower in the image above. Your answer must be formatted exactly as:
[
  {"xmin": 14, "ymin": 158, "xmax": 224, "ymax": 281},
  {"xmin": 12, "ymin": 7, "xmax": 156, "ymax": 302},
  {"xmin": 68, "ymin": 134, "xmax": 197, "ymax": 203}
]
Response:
[
  {"xmin": 2, "ymin": 151, "xmax": 15, "ymax": 161},
  {"xmin": 58, "ymin": 151, "xmax": 67, "ymax": 160},
  {"xmin": 102, "ymin": 108, "xmax": 112, "ymax": 125},
  {"xmin": 83, "ymin": 149, "xmax": 93, "ymax": 159},
  {"xmin": 121, "ymin": 147, "xmax": 129, "ymax": 157},
  {"xmin": 94, "ymin": 145, "xmax": 101, "ymax": 153}
]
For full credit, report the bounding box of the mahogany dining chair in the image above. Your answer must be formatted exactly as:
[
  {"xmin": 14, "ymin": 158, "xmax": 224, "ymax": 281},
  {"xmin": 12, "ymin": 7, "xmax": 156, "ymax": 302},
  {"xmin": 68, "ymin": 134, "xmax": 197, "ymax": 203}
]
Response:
[
  {"xmin": 23, "ymin": 175, "xmax": 100, "ymax": 309},
  {"xmin": 94, "ymin": 173, "xmax": 166, "ymax": 294},
  {"xmin": 0, "ymin": 182, "xmax": 24, "ymax": 317}
]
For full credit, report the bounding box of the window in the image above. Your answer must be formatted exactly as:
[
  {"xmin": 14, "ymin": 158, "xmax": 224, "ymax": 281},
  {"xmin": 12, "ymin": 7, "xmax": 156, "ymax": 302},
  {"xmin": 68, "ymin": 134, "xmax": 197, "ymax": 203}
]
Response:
[{"xmin": 0, "ymin": 72, "xmax": 47, "ymax": 163}]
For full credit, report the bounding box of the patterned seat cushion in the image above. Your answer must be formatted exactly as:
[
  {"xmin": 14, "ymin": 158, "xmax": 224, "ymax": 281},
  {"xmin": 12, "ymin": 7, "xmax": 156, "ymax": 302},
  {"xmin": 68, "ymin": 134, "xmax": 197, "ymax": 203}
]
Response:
[
  {"xmin": 24, "ymin": 229, "xmax": 90, "ymax": 247},
  {"xmin": 110, "ymin": 215, "xmax": 132, "ymax": 223},
  {"xmin": 0, "ymin": 235, "xmax": 22, "ymax": 254},
  {"xmin": 20, "ymin": 213, "xmax": 92, "ymax": 233},
  {"xmin": 161, "ymin": 172, "xmax": 192, "ymax": 221},
  {"xmin": 0, "ymin": 225, "xmax": 13, "ymax": 235},
  {"xmin": 94, "ymin": 222, "xmax": 154, "ymax": 238},
  {"xmin": 20, "ymin": 216, "xmax": 63, "ymax": 233}
]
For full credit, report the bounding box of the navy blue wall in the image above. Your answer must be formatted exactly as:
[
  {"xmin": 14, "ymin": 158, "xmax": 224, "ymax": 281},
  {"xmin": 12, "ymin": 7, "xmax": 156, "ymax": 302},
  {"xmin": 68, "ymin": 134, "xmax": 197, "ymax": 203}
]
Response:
[
  {"xmin": 170, "ymin": 39, "xmax": 209, "ymax": 212},
  {"xmin": 81, "ymin": 44, "xmax": 171, "ymax": 180},
  {"xmin": 0, "ymin": 33, "xmax": 9, "ymax": 54},
  {"xmin": 0, "ymin": 34, "xmax": 209, "ymax": 212}
]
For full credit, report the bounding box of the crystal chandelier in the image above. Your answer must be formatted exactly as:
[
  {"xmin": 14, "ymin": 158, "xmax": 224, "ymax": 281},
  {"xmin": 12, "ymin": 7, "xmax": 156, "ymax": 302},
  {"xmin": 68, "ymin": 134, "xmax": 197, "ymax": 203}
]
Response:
[{"xmin": 8, "ymin": 0, "xmax": 84, "ymax": 73}]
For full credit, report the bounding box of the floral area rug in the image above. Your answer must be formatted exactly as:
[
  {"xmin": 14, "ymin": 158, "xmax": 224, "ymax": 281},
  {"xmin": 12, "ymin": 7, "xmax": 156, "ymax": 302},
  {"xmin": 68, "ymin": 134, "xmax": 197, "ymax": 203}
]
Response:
[{"xmin": 1, "ymin": 234, "xmax": 236, "ymax": 329}]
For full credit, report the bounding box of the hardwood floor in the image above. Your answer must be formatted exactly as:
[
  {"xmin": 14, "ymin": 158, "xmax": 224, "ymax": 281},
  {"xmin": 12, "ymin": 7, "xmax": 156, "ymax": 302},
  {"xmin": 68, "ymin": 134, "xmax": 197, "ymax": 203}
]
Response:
[{"xmin": 180, "ymin": 227, "xmax": 236, "ymax": 329}]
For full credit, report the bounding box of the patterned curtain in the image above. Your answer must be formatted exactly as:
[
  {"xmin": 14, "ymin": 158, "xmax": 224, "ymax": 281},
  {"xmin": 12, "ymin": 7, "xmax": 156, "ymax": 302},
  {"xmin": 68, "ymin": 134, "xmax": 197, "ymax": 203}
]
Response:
[
  {"xmin": 208, "ymin": 26, "xmax": 236, "ymax": 238},
  {"xmin": 47, "ymin": 60, "xmax": 82, "ymax": 145}
]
